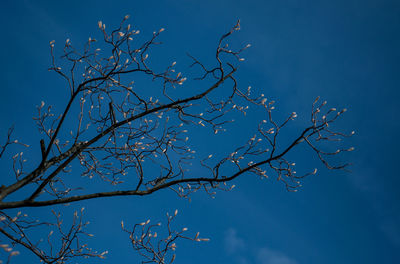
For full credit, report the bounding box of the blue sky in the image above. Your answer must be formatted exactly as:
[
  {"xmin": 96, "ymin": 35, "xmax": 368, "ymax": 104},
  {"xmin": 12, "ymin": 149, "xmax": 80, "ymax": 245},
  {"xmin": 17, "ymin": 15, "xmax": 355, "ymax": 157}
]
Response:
[{"xmin": 0, "ymin": 0, "xmax": 399, "ymax": 263}]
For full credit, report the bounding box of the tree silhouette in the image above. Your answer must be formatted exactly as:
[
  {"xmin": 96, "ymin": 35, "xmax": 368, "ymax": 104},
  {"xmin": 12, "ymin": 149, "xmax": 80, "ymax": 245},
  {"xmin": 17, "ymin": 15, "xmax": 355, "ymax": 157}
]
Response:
[{"xmin": 0, "ymin": 16, "xmax": 353, "ymax": 263}]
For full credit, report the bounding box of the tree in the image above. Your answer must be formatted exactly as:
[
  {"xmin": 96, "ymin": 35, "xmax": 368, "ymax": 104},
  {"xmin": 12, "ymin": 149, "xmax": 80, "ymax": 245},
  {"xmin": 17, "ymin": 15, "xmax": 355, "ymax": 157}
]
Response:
[{"xmin": 0, "ymin": 16, "xmax": 353, "ymax": 263}]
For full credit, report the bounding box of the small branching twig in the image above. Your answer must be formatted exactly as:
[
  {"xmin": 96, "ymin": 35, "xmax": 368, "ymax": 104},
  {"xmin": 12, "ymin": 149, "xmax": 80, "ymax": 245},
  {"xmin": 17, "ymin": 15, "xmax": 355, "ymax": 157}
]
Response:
[
  {"xmin": 122, "ymin": 210, "xmax": 208, "ymax": 263},
  {"xmin": 0, "ymin": 208, "xmax": 106, "ymax": 263}
]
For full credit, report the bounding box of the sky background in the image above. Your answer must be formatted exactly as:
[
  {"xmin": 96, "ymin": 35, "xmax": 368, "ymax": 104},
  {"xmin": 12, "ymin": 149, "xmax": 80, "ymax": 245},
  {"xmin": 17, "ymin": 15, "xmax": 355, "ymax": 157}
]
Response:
[{"xmin": 0, "ymin": 0, "xmax": 399, "ymax": 263}]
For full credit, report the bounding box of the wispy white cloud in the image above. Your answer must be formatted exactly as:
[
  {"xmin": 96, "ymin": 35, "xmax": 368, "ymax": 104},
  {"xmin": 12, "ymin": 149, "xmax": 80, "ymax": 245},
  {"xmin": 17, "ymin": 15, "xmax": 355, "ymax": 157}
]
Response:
[
  {"xmin": 224, "ymin": 228, "xmax": 246, "ymax": 255},
  {"xmin": 224, "ymin": 228, "xmax": 298, "ymax": 264},
  {"xmin": 257, "ymin": 247, "xmax": 298, "ymax": 264}
]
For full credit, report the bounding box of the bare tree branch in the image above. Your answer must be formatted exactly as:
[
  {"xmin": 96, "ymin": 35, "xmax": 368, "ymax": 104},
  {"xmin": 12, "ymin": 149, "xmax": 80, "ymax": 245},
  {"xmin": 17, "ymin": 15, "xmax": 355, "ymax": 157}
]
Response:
[{"xmin": 0, "ymin": 16, "xmax": 353, "ymax": 263}]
